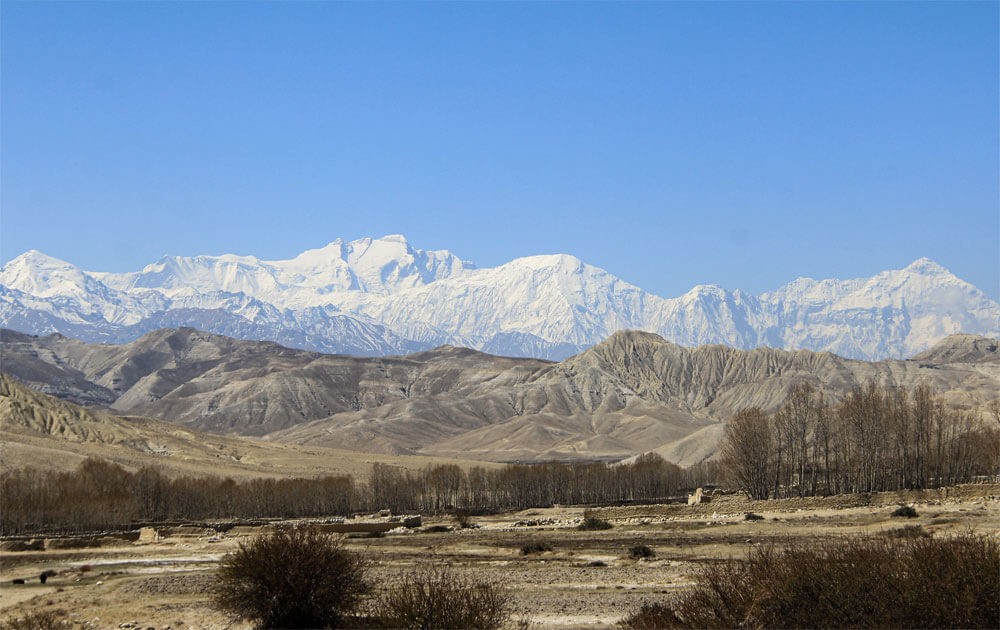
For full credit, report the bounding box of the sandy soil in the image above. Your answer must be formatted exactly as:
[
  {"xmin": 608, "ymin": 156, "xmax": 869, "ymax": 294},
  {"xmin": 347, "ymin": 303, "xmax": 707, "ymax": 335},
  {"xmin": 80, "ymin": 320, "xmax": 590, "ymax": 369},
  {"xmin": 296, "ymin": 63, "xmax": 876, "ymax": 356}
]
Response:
[{"xmin": 1, "ymin": 484, "xmax": 997, "ymax": 629}]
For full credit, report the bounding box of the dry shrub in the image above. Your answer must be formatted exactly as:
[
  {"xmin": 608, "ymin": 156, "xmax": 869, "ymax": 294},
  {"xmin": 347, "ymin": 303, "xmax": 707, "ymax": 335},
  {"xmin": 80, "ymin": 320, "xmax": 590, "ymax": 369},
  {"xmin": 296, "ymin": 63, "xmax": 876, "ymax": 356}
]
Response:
[
  {"xmin": 213, "ymin": 525, "xmax": 369, "ymax": 629},
  {"xmin": 619, "ymin": 534, "xmax": 999, "ymax": 629},
  {"xmin": 884, "ymin": 524, "xmax": 930, "ymax": 539},
  {"xmin": 422, "ymin": 525, "xmax": 452, "ymax": 533},
  {"xmin": 578, "ymin": 517, "xmax": 612, "ymax": 530},
  {"xmin": 577, "ymin": 511, "xmax": 613, "ymax": 531},
  {"xmin": 892, "ymin": 504, "xmax": 919, "ymax": 518},
  {"xmin": 520, "ymin": 540, "xmax": 553, "ymax": 555},
  {"xmin": 628, "ymin": 544, "xmax": 655, "ymax": 560},
  {"xmin": 374, "ymin": 565, "xmax": 511, "ymax": 629},
  {"xmin": 0, "ymin": 609, "xmax": 68, "ymax": 630},
  {"xmin": 744, "ymin": 512, "xmax": 765, "ymax": 521},
  {"xmin": 618, "ymin": 602, "xmax": 682, "ymax": 630},
  {"xmin": 452, "ymin": 510, "xmax": 475, "ymax": 529}
]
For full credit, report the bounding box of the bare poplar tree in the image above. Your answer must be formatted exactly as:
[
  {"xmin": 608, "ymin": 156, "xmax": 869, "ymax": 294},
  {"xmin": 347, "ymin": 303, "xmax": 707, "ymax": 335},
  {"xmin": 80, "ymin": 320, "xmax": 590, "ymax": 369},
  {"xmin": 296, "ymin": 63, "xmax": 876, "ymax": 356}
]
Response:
[{"xmin": 722, "ymin": 407, "xmax": 773, "ymax": 500}]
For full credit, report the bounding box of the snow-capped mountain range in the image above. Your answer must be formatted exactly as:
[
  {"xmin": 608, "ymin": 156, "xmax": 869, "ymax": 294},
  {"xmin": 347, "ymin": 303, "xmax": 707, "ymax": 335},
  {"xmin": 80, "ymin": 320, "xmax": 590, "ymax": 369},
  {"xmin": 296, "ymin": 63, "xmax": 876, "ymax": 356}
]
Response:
[{"xmin": 2, "ymin": 235, "xmax": 997, "ymax": 360}]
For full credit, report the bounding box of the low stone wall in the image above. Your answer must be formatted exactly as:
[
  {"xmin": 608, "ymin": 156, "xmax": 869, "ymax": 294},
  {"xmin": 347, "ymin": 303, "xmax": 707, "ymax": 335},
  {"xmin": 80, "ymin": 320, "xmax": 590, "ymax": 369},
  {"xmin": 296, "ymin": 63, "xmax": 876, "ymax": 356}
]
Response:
[
  {"xmin": 43, "ymin": 531, "xmax": 140, "ymax": 550},
  {"xmin": 156, "ymin": 525, "xmax": 213, "ymax": 538},
  {"xmin": 592, "ymin": 483, "xmax": 1000, "ymax": 520},
  {"xmin": 313, "ymin": 517, "xmax": 416, "ymax": 533},
  {"xmin": 316, "ymin": 522, "xmax": 397, "ymax": 534},
  {"xmin": 0, "ymin": 538, "xmax": 45, "ymax": 552}
]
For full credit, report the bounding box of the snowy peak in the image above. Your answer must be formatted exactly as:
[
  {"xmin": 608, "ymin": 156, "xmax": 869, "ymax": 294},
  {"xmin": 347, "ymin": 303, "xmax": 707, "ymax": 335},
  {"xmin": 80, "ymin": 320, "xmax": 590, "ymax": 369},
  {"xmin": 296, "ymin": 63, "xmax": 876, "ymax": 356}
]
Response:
[
  {"xmin": 342, "ymin": 234, "xmax": 473, "ymax": 293},
  {"xmin": 509, "ymin": 253, "xmax": 586, "ymax": 272},
  {"xmin": 757, "ymin": 258, "xmax": 999, "ymax": 359},
  {"xmin": 0, "ymin": 250, "xmax": 162, "ymax": 327},
  {"xmin": 679, "ymin": 284, "xmax": 730, "ymax": 302},
  {"xmin": 108, "ymin": 253, "xmax": 278, "ymax": 297},
  {"xmin": 94, "ymin": 235, "xmax": 474, "ymax": 302},
  {"xmin": 849, "ymin": 258, "xmax": 988, "ymax": 312},
  {"xmin": 5, "ymin": 249, "xmax": 68, "ymax": 269},
  {"xmin": 272, "ymin": 234, "xmax": 473, "ymax": 296},
  {"xmin": 270, "ymin": 240, "xmax": 357, "ymax": 292},
  {"xmin": 764, "ymin": 258, "xmax": 967, "ymax": 306},
  {"xmin": 0, "ymin": 250, "xmax": 114, "ymax": 302},
  {"xmin": 904, "ymin": 257, "xmax": 950, "ymax": 275},
  {"xmin": 0, "ymin": 250, "xmax": 87, "ymax": 296},
  {"xmin": 342, "ymin": 252, "xmax": 649, "ymax": 348}
]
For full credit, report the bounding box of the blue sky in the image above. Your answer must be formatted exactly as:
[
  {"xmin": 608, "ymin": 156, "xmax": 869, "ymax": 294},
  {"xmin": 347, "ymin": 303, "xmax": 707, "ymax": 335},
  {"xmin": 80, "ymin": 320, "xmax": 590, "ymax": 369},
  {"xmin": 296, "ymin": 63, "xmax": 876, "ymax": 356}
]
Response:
[{"xmin": 2, "ymin": 1, "xmax": 997, "ymax": 299}]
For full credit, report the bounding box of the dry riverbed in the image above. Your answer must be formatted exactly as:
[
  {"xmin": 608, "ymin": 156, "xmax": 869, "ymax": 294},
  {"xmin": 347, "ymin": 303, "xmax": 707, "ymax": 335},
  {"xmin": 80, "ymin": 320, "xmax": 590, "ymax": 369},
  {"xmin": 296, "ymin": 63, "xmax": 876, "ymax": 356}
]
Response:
[{"xmin": 1, "ymin": 485, "xmax": 997, "ymax": 629}]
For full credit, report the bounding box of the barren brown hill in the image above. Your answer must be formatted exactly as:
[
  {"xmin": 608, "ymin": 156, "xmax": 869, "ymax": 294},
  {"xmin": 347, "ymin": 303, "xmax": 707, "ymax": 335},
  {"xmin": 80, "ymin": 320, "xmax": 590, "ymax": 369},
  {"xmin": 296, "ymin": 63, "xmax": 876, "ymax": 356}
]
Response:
[
  {"xmin": 2, "ymin": 328, "xmax": 998, "ymax": 465},
  {"xmin": 910, "ymin": 333, "xmax": 1000, "ymax": 364},
  {"xmin": 0, "ymin": 328, "xmax": 549, "ymax": 435},
  {"xmin": 0, "ymin": 374, "xmax": 495, "ymax": 477},
  {"xmin": 280, "ymin": 331, "xmax": 999, "ymax": 463}
]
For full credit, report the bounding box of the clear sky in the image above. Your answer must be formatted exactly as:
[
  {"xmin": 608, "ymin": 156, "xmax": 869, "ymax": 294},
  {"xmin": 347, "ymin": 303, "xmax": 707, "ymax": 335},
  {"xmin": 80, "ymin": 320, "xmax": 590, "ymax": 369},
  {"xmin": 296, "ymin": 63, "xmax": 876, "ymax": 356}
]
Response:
[{"xmin": 2, "ymin": 1, "xmax": 998, "ymax": 299}]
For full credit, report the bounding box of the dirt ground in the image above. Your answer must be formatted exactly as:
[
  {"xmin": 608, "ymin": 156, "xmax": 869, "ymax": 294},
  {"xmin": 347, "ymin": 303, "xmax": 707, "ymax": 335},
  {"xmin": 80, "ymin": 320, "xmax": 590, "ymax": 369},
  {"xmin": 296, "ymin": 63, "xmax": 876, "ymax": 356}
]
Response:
[{"xmin": 1, "ymin": 484, "xmax": 997, "ymax": 629}]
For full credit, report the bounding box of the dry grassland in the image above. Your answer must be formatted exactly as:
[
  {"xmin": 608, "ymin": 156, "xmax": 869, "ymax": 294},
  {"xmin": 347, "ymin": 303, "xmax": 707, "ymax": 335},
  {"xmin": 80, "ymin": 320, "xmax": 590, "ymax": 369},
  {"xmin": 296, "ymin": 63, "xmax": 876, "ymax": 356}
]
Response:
[{"xmin": 1, "ymin": 485, "xmax": 997, "ymax": 629}]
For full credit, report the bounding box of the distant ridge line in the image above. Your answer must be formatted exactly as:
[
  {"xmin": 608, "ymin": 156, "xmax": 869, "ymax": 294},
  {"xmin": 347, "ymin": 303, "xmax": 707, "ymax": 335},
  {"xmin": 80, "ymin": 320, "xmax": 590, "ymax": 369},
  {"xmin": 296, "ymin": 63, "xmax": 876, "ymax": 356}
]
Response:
[{"xmin": 2, "ymin": 236, "xmax": 998, "ymax": 362}]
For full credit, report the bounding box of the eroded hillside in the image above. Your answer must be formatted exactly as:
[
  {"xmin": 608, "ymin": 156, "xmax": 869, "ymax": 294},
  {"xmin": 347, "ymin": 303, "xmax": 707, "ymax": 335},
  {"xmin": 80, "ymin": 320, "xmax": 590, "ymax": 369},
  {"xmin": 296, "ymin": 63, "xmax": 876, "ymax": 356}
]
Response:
[{"xmin": 2, "ymin": 328, "xmax": 998, "ymax": 465}]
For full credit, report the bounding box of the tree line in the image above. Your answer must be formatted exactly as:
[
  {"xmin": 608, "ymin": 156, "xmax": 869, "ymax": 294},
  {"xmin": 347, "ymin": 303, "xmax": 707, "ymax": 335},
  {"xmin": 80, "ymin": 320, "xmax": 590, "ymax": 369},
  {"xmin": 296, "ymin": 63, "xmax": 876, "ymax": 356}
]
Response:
[
  {"xmin": 369, "ymin": 454, "xmax": 716, "ymax": 514},
  {"xmin": 0, "ymin": 453, "xmax": 714, "ymax": 535},
  {"xmin": 0, "ymin": 459, "xmax": 357, "ymax": 535},
  {"xmin": 723, "ymin": 382, "xmax": 1000, "ymax": 499}
]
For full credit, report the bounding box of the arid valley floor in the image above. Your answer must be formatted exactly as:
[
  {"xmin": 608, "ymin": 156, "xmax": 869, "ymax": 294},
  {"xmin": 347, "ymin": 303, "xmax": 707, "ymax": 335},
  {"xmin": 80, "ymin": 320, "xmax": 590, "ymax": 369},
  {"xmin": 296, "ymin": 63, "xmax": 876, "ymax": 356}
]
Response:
[{"xmin": 1, "ymin": 484, "xmax": 997, "ymax": 629}]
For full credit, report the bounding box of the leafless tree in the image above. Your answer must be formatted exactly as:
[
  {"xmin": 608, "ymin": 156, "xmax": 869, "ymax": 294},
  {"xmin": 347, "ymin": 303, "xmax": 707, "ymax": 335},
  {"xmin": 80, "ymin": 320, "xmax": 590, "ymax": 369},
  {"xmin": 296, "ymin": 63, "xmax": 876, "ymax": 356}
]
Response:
[{"xmin": 722, "ymin": 407, "xmax": 773, "ymax": 500}]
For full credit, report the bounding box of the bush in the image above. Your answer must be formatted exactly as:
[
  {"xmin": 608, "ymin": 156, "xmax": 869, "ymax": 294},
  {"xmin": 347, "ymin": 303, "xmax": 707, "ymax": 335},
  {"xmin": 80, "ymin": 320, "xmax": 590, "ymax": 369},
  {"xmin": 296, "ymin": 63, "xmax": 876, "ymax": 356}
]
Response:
[
  {"xmin": 520, "ymin": 541, "xmax": 553, "ymax": 555},
  {"xmin": 578, "ymin": 517, "xmax": 612, "ymax": 531},
  {"xmin": 0, "ymin": 609, "xmax": 68, "ymax": 630},
  {"xmin": 452, "ymin": 510, "xmax": 475, "ymax": 529},
  {"xmin": 422, "ymin": 525, "xmax": 452, "ymax": 533},
  {"xmin": 577, "ymin": 511, "xmax": 613, "ymax": 531},
  {"xmin": 618, "ymin": 602, "xmax": 680, "ymax": 630},
  {"xmin": 618, "ymin": 534, "xmax": 999, "ymax": 629},
  {"xmin": 374, "ymin": 566, "xmax": 512, "ymax": 629},
  {"xmin": 885, "ymin": 525, "xmax": 931, "ymax": 539},
  {"xmin": 628, "ymin": 544, "xmax": 655, "ymax": 560},
  {"xmin": 213, "ymin": 525, "xmax": 369, "ymax": 629},
  {"xmin": 892, "ymin": 504, "xmax": 918, "ymax": 518},
  {"xmin": 744, "ymin": 512, "xmax": 765, "ymax": 521}
]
